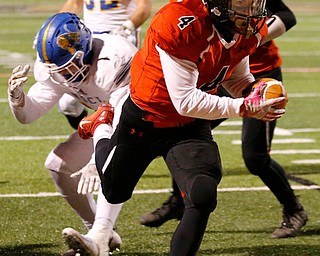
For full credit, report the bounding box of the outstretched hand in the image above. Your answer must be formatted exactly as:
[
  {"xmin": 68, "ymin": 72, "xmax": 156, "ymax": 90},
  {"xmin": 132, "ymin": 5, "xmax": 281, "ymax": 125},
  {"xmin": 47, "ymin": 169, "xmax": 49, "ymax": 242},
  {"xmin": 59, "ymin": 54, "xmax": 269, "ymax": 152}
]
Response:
[{"xmin": 8, "ymin": 65, "xmax": 30, "ymax": 107}]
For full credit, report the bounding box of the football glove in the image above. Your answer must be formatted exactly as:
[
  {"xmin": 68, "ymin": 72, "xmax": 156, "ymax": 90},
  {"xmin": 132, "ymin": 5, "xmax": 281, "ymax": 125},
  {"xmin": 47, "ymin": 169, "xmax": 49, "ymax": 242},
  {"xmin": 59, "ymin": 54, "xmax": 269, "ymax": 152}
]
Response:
[
  {"xmin": 8, "ymin": 65, "xmax": 30, "ymax": 107},
  {"xmin": 240, "ymin": 80, "xmax": 286, "ymax": 121},
  {"xmin": 110, "ymin": 20, "xmax": 136, "ymax": 44},
  {"xmin": 71, "ymin": 163, "xmax": 100, "ymax": 195}
]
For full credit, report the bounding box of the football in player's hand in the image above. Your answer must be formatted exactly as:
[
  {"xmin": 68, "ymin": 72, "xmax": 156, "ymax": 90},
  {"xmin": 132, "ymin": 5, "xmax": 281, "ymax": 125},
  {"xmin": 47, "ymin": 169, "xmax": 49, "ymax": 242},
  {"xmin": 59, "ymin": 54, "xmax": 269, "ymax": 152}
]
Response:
[{"xmin": 254, "ymin": 78, "xmax": 288, "ymax": 109}]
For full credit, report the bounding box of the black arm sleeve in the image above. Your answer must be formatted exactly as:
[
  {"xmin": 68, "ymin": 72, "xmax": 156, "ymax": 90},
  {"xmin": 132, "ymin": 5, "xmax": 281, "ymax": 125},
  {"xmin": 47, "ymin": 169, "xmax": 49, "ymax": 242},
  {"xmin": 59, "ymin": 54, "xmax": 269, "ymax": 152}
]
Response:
[{"xmin": 266, "ymin": 0, "xmax": 297, "ymax": 31}]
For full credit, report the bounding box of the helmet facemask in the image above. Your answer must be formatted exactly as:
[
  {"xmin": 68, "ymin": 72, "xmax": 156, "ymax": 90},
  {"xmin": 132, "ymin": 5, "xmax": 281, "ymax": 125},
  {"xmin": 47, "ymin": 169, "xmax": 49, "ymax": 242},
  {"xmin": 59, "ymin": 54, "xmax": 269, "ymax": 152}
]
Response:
[
  {"xmin": 206, "ymin": 0, "xmax": 267, "ymax": 38},
  {"xmin": 44, "ymin": 51, "xmax": 90, "ymax": 87}
]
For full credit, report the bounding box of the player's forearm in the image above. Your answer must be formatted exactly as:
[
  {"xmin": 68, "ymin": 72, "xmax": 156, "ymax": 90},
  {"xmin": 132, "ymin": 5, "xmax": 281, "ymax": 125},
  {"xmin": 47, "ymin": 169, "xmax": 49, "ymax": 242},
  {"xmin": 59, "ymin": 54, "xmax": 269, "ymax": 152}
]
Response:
[
  {"xmin": 157, "ymin": 46, "xmax": 243, "ymax": 120},
  {"xmin": 130, "ymin": 0, "xmax": 151, "ymax": 28},
  {"xmin": 59, "ymin": 0, "xmax": 83, "ymax": 14},
  {"xmin": 9, "ymin": 85, "xmax": 58, "ymax": 124},
  {"xmin": 9, "ymin": 96, "xmax": 42, "ymax": 124},
  {"xmin": 261, "ymin": 15, "xmax": 286, "ymax": 45},
  {"xmin": 261, "ymin": 4, "xmax": 297, "ymax": 45}
]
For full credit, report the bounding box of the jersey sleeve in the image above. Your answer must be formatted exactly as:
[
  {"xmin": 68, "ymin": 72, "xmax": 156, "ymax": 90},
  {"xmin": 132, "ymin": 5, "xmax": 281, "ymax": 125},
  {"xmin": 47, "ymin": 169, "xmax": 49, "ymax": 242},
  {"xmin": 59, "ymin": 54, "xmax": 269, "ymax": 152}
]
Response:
[
  {"xmin": 149, "ymin": 3, "xmax": 212, "ymax": 63},
  {"xmin": 94, "ymin": 35, "xmax": 137, "ymax": 92}
]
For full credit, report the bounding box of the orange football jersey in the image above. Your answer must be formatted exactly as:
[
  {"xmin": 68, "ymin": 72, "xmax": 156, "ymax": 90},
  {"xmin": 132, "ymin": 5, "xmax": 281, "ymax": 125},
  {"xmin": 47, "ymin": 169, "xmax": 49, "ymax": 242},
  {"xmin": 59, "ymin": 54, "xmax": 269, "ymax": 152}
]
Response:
[{"xmin": 130, "ymin": 0, "xmax": 268, "ymax": 123}]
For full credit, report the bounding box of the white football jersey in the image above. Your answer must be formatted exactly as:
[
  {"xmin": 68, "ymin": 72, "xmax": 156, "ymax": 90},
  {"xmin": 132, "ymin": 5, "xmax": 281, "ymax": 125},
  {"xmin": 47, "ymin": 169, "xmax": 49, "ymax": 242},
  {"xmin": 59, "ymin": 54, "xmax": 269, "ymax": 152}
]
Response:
[
  {"xmin": 83, "ymin": 0, "xmax": 137, "ymax": 33},
  {"xmin": 9, "ymin": 34, "xmax": 138, "ymax": 124}
]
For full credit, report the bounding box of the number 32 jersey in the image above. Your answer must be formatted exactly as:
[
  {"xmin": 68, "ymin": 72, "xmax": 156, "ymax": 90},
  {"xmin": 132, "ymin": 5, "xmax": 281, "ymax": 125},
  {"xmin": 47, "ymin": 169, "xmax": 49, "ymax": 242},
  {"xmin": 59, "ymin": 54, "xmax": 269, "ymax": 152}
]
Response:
[{"xmin": 83, "ymin": 0, "xmax": 137, "ymax": 32}]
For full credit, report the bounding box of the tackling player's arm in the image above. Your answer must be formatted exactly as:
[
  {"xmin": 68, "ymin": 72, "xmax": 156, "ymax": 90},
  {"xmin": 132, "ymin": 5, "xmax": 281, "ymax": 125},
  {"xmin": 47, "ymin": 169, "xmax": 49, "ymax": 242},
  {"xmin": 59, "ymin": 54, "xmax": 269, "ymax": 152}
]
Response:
[
  {"xmin": 8, "ymin": 65, "xmax": 64, "ymax": 124},
  {"xmin": 59, "ymin": 0, "xmax": 83, "ymax": 14},
  {"xmin": 261, "ymin": 0, "xmax": 297, "ymax": 45}
]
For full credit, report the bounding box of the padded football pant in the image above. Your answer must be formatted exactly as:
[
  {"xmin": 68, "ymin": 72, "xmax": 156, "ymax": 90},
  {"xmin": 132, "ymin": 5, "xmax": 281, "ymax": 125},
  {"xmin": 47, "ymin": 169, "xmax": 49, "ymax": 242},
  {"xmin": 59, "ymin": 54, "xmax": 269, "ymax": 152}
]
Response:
[{"xmin": 96, "ymin": 97, "xmax": 222, "ymax": 256}]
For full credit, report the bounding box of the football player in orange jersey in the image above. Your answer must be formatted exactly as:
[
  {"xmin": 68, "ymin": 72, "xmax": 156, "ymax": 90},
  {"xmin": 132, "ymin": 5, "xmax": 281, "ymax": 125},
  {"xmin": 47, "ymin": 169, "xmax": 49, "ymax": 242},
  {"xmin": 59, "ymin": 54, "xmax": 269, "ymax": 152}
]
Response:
[
  {"xmin": 76, "ymin": 0, "xmax": 288, "ymax": 254},
  {"xmin": 140, "ymin": 0, "xmax": 308, "ymax": 239}
]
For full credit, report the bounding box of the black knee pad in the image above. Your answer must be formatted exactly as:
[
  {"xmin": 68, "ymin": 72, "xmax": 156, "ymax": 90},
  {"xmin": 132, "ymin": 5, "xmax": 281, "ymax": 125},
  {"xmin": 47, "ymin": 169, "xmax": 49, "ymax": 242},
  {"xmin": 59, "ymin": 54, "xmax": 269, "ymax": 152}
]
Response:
[
  {"xmin": 187, "ymin": 174, "xmax": 218, "ymax": 212},
  {"xmin": 243, "ymin": 154, "xmax": 270, "ymax": 175}
]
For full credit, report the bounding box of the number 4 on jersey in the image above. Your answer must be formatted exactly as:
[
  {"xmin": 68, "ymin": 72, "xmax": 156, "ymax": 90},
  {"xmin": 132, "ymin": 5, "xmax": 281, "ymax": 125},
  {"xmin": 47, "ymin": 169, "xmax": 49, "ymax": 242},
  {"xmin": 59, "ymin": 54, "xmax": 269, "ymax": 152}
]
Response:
[{"xmin": 178, "ymin": 16, "xmax": 196, "ymax": 30}]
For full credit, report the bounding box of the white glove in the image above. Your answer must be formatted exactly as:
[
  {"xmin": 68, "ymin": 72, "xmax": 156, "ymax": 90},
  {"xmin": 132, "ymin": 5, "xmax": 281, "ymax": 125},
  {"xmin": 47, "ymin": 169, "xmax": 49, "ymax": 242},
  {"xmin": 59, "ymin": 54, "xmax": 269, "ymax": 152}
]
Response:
[
  {"xmin": 71, "ymin": 163, "xmax": 101, "ymax": 195},
  {"xmin": 110, "ymin": 20, "xmax": 136, "ymax": 39},
  {"xmin": 8, "ymin": 65, "xmax": 30, "ymax": 107}
]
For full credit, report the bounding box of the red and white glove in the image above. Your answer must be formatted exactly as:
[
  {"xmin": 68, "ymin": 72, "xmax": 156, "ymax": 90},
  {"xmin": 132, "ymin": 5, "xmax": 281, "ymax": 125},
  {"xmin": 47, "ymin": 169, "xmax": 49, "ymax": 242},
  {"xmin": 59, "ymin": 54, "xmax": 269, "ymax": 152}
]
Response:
[
  {"xmin": 71, "ymin": 163, "xmax": 100, "ymax": 195},
  {"xmin": 8, "ymin": 65, "xmax": 30, "ymax": 107},
  {"xmin": 240, "ymin": 81, "xmax": 286, "ymax": 121}
]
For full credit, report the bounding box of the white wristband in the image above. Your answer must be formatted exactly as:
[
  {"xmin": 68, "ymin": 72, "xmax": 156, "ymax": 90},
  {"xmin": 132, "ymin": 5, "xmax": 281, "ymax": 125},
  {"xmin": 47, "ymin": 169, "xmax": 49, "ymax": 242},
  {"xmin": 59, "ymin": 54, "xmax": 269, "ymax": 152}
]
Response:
[{"xmin": 123, "ymin": 20, "xmax": 135, "ymax": 31}]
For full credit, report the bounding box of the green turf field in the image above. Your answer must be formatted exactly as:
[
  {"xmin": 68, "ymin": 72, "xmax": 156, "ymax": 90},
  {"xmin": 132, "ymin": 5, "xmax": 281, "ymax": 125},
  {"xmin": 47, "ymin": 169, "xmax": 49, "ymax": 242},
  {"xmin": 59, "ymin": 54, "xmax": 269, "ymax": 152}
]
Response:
[{"xmin": 1, "ymin": 0, "xmax": 320, "ymax": 255}]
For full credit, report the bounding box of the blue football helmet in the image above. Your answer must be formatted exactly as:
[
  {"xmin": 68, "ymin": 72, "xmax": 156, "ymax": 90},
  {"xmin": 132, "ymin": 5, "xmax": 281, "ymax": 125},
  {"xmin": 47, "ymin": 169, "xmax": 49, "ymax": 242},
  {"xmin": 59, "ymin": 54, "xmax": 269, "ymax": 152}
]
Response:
[
  {"xmin": 37, "ymin": 12, "xmax": 92, "ymax": 86},
  {"xmin": 205, "ymin": 0, "xmax": 267, "ymax": 38}
]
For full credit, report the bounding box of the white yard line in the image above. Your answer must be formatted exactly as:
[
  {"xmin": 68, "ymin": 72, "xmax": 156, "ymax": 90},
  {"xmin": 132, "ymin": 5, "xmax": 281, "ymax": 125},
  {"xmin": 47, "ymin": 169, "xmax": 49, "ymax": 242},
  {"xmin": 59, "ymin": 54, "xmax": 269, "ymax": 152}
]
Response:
[
  {"xmin": 271, "ymin": 149, "xmax": 320, "ymax": 154},
  {"xmin": 232, "ymin": 138, "xmax": 315, "ymax": 145},
  {"xmin": 213, "ymin": 130, "xmax": 241, "ymax": 135},
  {"xmin": 1, "ymin": 185, "xmax": 320, "ymax": 198},
  {"xmin": 0, "ymin": 135, "xmax": 69, "ymax": 141},
  {"xmin": 292, "ymin": 159, "xmax": 320, "ymax": 164},
  {"xmin": 213, "ymin": 127, "xmax": 320, "ymax": 135}
]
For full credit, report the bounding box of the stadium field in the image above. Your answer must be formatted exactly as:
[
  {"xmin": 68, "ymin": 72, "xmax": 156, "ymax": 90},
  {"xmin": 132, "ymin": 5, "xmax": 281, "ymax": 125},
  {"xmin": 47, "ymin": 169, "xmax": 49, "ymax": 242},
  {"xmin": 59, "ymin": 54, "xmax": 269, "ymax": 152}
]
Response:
[{"xmin": 0, "ymin": 0, "xmax": 320, "ymax": 255}]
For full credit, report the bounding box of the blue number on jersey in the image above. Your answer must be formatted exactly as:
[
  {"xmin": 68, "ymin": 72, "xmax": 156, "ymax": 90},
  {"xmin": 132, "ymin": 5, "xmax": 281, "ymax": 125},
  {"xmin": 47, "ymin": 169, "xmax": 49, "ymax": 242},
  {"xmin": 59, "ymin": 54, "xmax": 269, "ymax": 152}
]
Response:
[{"xmin": 85, "ymin": 0, "xmax": 119, "ymax": 11}]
